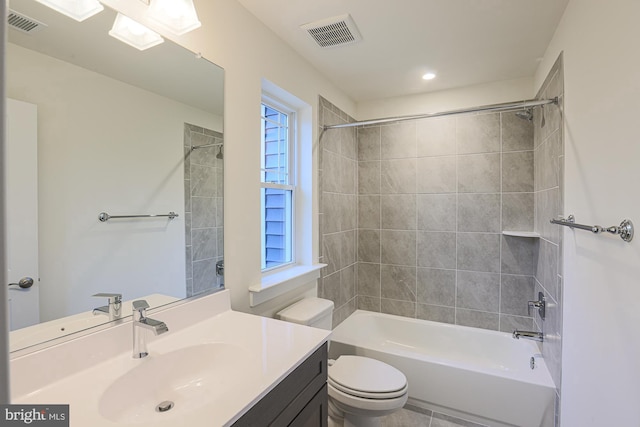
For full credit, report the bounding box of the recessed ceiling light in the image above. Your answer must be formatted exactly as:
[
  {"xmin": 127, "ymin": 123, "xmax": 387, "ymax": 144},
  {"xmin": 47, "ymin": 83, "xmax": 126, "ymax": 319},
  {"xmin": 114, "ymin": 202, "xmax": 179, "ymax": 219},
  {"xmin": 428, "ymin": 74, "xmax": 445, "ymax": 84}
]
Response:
[{"xmin": 422, "ymin": 72, "xmax": 436, "ymax": 80}]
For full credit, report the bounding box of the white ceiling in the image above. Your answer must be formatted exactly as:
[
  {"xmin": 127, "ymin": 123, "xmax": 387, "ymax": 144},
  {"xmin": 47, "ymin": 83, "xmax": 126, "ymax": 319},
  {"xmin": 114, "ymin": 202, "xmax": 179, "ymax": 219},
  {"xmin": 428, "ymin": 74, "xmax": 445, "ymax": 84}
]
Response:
[{"xmin": 237, "ymin": 0, "xmax": 569, "ymax": 102}]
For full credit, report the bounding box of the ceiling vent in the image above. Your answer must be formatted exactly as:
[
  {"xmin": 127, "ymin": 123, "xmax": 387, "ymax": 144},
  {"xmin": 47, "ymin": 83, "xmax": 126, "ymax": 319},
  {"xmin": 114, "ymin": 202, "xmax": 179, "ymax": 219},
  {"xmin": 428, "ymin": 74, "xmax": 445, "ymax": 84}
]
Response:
[
  {"xmin": 300, "ymin": 14, "xmax": 362, "ymax": 48},
  {"xmin": 7, "ymin": 9, "xmax": 47, "ymax": 34}
]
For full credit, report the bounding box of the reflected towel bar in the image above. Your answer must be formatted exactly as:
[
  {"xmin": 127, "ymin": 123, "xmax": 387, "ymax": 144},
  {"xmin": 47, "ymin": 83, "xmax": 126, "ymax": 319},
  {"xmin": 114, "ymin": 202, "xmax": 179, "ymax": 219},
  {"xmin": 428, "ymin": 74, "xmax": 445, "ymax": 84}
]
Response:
[
  {"xmin": 98, "ymin": 212, "xmax": 179, "ymax": 222},
  {"xmin": 191, "ymin": 143, "xmax": 222, "ymax": 150},
  {"xmin": 550, "ymin": 215, "xmax": 634, "ymax": 242}
]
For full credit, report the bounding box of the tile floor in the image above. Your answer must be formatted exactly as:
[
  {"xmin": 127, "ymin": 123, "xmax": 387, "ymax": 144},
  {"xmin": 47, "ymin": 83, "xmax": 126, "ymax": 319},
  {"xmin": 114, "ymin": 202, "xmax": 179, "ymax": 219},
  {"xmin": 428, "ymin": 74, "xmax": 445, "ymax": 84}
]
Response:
[{"xmin": 380, "ymin": 405, "xmax": 488, "ymax": 427}]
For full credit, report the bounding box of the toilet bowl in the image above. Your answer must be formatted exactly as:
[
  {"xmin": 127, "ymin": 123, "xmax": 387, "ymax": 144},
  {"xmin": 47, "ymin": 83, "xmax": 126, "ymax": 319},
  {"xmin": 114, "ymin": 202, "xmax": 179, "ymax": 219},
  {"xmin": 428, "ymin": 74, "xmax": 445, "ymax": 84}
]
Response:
[
  {"xmin": 327, "ymin": 355, "xmax": 408, "ymax": 426},
  {"xmin": 277, "ymin": 298, "xmax": 408, "ymax": 427}
]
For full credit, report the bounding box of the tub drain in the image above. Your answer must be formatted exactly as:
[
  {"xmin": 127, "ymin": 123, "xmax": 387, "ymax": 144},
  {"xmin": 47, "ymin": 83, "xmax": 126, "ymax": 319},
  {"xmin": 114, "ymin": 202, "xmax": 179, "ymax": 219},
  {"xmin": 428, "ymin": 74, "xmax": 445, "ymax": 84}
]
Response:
[{"xmin": 156, "ymin": 401, "xmax": 175, "ymax": 413}]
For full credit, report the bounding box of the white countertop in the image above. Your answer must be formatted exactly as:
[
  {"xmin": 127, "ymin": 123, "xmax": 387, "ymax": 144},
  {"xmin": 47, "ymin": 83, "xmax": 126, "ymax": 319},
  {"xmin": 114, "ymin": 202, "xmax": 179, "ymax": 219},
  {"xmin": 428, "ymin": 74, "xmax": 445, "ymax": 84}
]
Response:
[{"xmin": 10, "ymin": 290, "xmax": 330, "ymax": 426}]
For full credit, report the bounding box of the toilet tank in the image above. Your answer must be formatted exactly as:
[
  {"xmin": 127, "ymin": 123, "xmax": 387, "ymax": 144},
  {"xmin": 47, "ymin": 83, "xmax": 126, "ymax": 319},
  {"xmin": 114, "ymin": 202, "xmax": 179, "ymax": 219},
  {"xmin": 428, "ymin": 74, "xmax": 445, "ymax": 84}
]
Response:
[{"xmin": 276, "ymin": 298, "xmax": 334, "ymax": 330}]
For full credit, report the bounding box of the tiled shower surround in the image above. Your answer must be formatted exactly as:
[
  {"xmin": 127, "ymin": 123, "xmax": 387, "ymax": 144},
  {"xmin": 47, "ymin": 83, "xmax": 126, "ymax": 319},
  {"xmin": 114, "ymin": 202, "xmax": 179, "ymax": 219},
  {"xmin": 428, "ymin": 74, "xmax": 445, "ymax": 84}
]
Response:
[
  {"xmin": 318, "ymin": 97, "xmax": 358, "ymax": 326},
  {"xmin": 308, "ymin": 110, "xmax": 534, "ymax": 340},
  {"xmin": 534, "ymin": 55, "xmax": 564, "ymax": 426},
  {"xmin": 319, "ymin": 95, "xmax": 538, "ymax": 331},
  {"xmin": 319, "ymin": 55, "xmax": 564, "ymax": 423},
  {"xmin": 184, "ymin": 123, "xmax": 224, "ymax": 297},
  {"xmin": 354, "ymin": 109, "xmax": 538, "ymax": 331}
]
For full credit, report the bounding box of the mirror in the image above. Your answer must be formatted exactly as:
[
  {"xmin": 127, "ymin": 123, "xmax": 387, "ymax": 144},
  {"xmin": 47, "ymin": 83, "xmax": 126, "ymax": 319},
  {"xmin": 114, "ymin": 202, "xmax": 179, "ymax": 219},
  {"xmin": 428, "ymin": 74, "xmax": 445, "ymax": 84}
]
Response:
[{"xmin": 6, "ymin": 0, "xmax": 224, "ymax": 352}]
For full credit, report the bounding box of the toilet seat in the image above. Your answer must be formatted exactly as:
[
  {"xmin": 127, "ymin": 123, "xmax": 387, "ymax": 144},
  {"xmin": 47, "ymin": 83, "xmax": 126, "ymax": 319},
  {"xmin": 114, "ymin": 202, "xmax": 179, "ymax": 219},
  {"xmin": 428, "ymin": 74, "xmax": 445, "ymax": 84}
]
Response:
[
  {"xmin": 328, "ymin": 355, "xmax": 408, "ymax": 399},
  {"xmin": 328, "ymin": 377, "xmax": 408, "ymax": 400},
  {"xmin": 328, "ymin": 382, "xmax": 408, "ymax": 415}
]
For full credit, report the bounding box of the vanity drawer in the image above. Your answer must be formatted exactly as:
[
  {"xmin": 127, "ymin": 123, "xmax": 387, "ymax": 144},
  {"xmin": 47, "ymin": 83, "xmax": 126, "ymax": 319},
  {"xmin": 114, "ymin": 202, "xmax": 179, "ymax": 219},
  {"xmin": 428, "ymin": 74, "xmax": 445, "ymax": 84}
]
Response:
[
  {"xmin": 232, "ymin": 342, "xmax": 328, "ymax": 427},
  {"xmin": 281, "ymin": 384, "xmax": 328, "ymax": 427}
]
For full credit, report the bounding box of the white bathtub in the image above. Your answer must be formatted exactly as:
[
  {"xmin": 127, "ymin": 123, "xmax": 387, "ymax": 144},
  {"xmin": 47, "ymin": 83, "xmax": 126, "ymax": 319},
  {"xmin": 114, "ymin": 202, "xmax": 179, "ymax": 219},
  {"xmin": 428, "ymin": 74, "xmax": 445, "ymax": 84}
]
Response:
[{"xmin": 329, "ymin": 310, "xmax": 556, "ymax": 427}]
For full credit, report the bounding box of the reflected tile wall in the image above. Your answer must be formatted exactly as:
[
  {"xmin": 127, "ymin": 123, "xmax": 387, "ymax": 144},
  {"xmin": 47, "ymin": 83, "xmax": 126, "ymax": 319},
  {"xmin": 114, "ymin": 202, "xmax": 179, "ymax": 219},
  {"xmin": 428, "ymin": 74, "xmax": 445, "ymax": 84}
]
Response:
[
  {"xmin": 184, "ymin": 123, "xmax": 224, "ymax": 297},
  {"xmin": 356, "ymin": 112, "xmax": 536, "ymax": 331}
]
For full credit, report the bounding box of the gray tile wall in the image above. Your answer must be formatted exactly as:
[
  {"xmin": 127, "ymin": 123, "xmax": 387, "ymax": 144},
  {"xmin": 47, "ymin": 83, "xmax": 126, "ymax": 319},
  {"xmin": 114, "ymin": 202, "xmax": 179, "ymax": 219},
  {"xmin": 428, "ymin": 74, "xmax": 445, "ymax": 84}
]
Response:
[
  {"xmin": 184, "ymin": 123, "xmax": 224, "ymax": 297},
  {"xmin": 318, "ymin": 97, "xmax": 358, "ymax": 326},
  {"xmin": 533, "ymin": 55, "xmax": 564, "ymax": 427},
  {"xmin": 356, "ymin": 109, "xmax": 537, "ymax": 332}
]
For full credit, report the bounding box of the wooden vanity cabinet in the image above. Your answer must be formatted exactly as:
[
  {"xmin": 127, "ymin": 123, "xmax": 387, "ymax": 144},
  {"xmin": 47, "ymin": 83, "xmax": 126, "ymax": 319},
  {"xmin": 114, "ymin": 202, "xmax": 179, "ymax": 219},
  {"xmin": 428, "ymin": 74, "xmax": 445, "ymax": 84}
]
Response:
[{"xmin": 232, "ymin": 342, "xmax": 328, "ymax": 427}]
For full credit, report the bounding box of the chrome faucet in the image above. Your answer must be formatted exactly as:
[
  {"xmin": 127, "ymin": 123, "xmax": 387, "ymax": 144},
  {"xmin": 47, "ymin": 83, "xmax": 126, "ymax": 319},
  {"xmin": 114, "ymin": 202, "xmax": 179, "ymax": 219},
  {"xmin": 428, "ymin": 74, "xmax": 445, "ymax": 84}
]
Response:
[
  {"xmin": 512, "ymin": 330, "xmax": 544, "ymax": 342},
  {"xmin": 92, "ymin": 293, "xmax": 122, "ymax": 321},
  {"xmin": 132, "ymin": 300, "xmax": 168, "ymax": 359}
]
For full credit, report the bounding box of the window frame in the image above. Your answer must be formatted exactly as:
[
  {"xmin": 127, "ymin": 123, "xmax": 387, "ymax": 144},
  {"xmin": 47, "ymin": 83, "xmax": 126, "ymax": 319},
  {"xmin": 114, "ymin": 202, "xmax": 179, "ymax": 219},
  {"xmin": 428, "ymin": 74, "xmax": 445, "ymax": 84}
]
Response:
[{"xmin": 260, "ymin": 95, "xmax": 297, "ymax": 272}]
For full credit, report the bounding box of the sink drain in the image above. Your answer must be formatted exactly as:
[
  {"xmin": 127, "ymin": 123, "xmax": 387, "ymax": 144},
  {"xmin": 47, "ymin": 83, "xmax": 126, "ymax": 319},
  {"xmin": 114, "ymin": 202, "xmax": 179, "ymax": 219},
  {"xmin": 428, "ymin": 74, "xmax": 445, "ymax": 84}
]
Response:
[{"xmin": 156, "ymin": 401, "xmax": 175, "ymax": 413}]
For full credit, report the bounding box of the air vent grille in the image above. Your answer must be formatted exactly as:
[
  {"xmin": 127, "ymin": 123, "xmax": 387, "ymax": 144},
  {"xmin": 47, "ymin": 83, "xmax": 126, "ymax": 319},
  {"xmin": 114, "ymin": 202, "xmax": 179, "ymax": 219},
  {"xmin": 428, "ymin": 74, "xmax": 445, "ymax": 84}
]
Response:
[
  {"xmin": 8, "ymin": 10, "xmax": 47, "ymax": 34},
  {"xmin": 301, "ymin": 14, "xmax": 362, "ymax": 48}
]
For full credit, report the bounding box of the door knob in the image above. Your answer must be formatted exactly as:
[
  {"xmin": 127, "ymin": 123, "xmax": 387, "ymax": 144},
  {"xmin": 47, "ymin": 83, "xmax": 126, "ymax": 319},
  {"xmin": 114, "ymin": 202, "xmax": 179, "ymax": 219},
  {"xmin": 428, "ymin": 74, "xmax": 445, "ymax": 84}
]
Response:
[{"xmin": 8, "ymin": 277, "xmax": 34, "ymax": 289}]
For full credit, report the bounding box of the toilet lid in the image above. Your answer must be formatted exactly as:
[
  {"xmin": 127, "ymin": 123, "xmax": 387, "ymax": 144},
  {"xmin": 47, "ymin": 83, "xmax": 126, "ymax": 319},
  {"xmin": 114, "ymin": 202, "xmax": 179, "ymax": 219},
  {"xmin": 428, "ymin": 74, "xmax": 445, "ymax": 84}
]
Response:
[{"xmin": 328, "ymin": 356, "xmax": 407, "ymax": 398}]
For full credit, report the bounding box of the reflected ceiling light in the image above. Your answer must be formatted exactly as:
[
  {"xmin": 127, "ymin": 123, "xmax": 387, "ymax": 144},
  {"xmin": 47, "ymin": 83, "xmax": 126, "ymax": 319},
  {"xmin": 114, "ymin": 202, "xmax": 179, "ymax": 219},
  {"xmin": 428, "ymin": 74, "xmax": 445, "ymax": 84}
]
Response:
[
  {"xmin": 34, "ymin": 0, "xmax": 103, "ymax": 22},
  {"xmin": 109, "ymin": 13, "xmax": 164, "ymax": 51},
  {"xmin": 146, "ymin": 0, "xmax": 201, "ymax": 35},
  {"xmin": 422, "ymin": 72, "xmax": 437, "ymax": 80}
]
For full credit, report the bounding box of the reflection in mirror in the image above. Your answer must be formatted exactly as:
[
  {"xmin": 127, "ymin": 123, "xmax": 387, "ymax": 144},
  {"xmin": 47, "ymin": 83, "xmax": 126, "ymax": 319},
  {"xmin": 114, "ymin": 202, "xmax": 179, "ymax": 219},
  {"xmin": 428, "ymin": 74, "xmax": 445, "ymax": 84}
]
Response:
[{"xmin": 6, "ymin": 0, "xmax": 224, "ymax": 353}]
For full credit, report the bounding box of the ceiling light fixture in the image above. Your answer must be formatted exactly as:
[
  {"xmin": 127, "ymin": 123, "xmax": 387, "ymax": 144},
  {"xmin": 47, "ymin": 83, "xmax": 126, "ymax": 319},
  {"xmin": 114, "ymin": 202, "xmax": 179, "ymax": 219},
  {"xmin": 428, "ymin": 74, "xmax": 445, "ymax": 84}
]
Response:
[
  {"xmin": 109, "ymin": 13, "xmax": 164, "ymax": 51},
  {"xmin": 146, "ymin": 0, "xmax": 201, "ymax": 36},
  {"xmin": 34, "ymin": 0, "xmax": 103, "ymax": 22},
  {"xmin": 422, "ymin": 72, "xmax": 436, "ymax": 80}
]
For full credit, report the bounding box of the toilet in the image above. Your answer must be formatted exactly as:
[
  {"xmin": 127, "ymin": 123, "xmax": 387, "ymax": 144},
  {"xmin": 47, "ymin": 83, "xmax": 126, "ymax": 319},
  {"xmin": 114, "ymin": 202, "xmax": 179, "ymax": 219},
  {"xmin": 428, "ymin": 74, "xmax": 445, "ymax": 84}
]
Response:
[{"xmin": 277, "ymin": 298, "xmax": 408, "ymax": 427}]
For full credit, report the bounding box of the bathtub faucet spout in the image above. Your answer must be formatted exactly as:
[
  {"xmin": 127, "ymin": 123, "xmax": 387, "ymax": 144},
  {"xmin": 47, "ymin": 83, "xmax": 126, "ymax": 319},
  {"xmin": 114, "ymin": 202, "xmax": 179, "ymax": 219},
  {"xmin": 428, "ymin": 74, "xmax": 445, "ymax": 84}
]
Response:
[{"xmin": 512, "ymin": 330, "xmax": 544, "ymax": 342}]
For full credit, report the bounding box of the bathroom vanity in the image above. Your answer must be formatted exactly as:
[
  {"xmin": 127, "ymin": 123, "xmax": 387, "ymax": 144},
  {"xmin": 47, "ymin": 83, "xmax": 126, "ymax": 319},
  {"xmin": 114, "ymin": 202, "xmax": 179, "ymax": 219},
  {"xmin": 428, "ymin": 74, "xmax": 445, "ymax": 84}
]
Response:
[
  {"xmin": 9, "ymin": 290, "xmax": 330, "ymax": 426},
  {"xmin": 232, "ymin": 343, "xmax": 328, "ymax": 426}
]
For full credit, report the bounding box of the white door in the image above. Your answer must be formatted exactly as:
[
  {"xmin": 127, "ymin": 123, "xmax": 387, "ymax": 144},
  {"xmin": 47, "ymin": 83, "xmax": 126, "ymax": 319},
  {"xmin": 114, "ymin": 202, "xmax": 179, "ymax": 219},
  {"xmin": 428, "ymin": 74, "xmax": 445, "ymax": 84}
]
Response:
[{"xmin": 6, "ymin": 98, "xmax": 40, "ymax": 330}]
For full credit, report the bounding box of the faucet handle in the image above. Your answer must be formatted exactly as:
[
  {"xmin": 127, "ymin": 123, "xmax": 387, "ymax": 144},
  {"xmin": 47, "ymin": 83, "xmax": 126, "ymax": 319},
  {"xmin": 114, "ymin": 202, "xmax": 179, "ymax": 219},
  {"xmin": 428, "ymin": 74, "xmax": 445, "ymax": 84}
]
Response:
[
  {"xmin": 133, "ymin": 299, "xmax": 150, "ymax": 313},
  {"xmin": 527, "ymin": 292, "xmax": 546, "ymax": 319},
  {"xmin": 93, "ymin": 293, "xmax": 122, "ymax": 304},
  {"xmin": 92, "ymin": 293, "xmax": 123, "ymax": 320},
  {"xmin": 527, "ymin": 300, "xmax": 541, "ymax": 313}
]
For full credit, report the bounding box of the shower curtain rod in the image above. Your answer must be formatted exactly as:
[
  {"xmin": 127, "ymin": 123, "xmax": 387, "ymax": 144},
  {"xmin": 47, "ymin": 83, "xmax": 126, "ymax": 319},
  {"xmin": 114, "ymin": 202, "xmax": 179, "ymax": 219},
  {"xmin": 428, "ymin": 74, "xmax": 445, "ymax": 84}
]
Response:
[{"xmin": 323, "ymin": 97, "xmax": 558, "ymax": 130}]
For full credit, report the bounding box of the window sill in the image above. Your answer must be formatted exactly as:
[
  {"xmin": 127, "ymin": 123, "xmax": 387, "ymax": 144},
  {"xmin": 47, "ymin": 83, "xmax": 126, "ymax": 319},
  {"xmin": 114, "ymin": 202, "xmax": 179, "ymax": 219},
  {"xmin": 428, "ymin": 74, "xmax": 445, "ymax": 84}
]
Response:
[{"xmin": 249, "ymin": 264, "xmax": 326, "ymax": 307}]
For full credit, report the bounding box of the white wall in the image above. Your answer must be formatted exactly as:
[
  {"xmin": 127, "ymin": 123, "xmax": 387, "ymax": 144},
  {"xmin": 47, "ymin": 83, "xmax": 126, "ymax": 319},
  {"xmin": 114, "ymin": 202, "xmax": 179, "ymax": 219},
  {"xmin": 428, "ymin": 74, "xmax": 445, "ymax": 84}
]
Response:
[
  {"xmin": 535, "ymin": 1, "xmax": 640, "ymax": 425},
  {"xmin": 7, "ymin": 43, "xmax": 218, "ymax": 320},
  {"xmin": 357, "ymin": 77, "xmax": 534, "ymax": 119},
  {"xmin": 99, "ymin": 0, "xmax": 356, "ymax": 315}
]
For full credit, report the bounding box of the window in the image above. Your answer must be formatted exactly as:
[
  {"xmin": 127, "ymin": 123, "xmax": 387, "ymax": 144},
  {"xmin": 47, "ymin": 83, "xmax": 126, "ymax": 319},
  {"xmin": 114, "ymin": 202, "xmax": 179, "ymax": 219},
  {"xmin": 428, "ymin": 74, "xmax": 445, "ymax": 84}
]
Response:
[
  {"xmin": 250, "ymin": 80, "xmax": 317, "ymax": 306},
  {"xmin": 261, "ymin": 100, "xmax": 295, "ymax": 271}
]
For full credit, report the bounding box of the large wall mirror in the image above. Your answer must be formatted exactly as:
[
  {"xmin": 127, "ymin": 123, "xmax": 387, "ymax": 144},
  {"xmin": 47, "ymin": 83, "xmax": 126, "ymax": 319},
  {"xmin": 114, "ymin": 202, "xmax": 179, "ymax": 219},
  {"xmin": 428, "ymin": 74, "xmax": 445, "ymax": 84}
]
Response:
[{"xmin": 6, "ymin": 0, "xmax": 224, "ymax": 352}]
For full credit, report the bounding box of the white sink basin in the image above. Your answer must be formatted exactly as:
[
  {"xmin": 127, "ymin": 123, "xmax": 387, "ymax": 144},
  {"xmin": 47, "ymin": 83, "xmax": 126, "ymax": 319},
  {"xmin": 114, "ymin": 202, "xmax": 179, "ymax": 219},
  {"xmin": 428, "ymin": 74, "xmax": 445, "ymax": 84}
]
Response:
[
  {"xmin": 99, "ymin": 343, "xmax": 255, "ymax": 424},
  {"xmin": 10, "ymin": 290, "xmax": 331, "ymax": 426}
]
